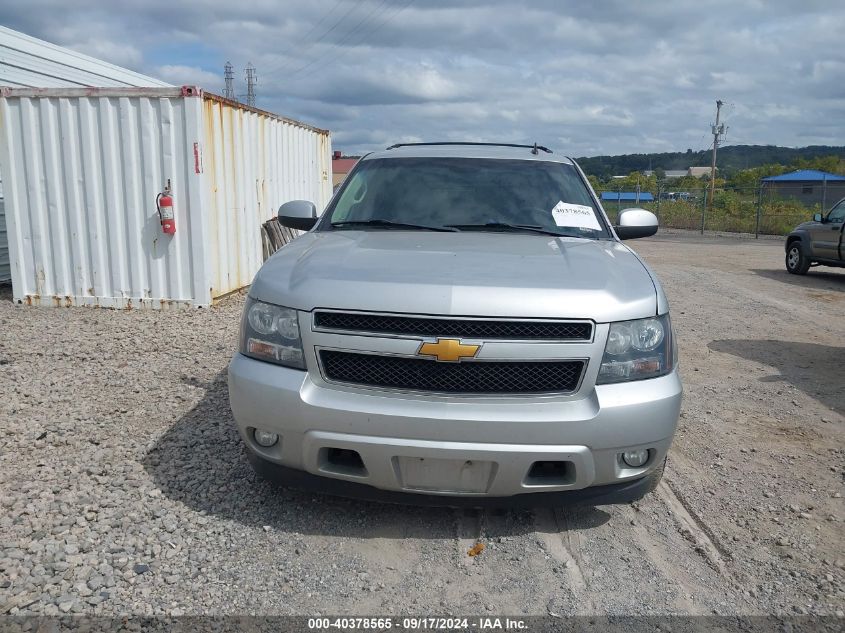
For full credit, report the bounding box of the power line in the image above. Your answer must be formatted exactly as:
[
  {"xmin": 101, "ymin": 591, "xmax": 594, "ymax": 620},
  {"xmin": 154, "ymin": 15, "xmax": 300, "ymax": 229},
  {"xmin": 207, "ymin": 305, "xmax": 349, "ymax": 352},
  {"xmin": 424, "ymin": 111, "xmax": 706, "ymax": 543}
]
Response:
[
  {"xmin": 693, "ymin": 132, "xmax": 709, "ymax": 153},
  {"xmin": 283, "ymin": 0, "xmax": 392, "ymax": 78},
  {"xmin": 273, "ymin": 0, "xmax": 345, "ymax": 61},
  {"xmin": 284, "ymin": 0, "xmax": 412, "ymax": 80},
  {"xmin": 339, "ymin": 0, "xmax": 414, "ymax": 54},
  {"xmin": 263, "ymin": 0, "xmax": 363, "ymax": 77}
]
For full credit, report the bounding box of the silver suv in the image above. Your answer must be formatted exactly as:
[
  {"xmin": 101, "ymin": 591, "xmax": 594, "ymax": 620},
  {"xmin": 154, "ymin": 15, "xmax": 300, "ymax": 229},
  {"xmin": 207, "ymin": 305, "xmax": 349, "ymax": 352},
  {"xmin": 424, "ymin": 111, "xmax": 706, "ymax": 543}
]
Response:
[{"xmin": 228, "ymin": 142, "xmax": 682, "ymax": 507}]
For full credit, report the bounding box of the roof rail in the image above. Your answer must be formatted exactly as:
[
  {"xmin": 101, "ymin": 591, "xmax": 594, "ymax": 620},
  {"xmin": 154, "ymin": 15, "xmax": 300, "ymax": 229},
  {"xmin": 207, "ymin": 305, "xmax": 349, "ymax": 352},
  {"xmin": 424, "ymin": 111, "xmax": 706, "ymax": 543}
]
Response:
[{"xmin": 385, "ymin": 141, "xmax": 553, "ymax": 154}]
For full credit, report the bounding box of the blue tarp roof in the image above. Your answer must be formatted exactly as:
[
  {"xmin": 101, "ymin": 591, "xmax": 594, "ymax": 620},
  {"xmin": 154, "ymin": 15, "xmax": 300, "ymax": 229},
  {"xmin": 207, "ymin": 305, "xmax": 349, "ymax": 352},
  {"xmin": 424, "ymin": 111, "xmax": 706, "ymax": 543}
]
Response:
[
  {"xmin": 600, "ymin": 192, "xmax": 655, "ymax": 202},
  {"xmin": 762, "ymin": 169, "xmax": 845, "ymax": 182}
]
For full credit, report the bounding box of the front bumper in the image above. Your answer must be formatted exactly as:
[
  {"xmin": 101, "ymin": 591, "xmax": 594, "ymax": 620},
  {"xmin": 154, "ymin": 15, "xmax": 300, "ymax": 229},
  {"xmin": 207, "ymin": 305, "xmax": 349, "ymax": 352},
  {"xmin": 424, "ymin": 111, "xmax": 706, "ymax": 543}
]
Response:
[
  {"xmin": 227, "ymin": 353, "xmax": 682, "ymax": 502},
  {"xmin": 246, "ymin": 448, "xmax": 664, "ymax": 508}
]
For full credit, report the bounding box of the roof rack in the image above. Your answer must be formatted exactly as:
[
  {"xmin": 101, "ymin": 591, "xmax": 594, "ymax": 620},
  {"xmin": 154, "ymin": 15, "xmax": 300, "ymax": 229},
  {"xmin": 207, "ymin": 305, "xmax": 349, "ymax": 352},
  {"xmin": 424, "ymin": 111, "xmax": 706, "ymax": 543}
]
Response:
[{"xmin": 385, "ymin": 142, "xmax": 553, "ymax": 154}]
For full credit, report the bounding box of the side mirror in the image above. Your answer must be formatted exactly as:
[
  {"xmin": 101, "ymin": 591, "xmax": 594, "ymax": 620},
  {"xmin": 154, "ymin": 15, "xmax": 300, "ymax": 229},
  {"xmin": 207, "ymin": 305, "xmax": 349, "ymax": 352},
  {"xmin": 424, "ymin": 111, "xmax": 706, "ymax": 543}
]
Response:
[
  {"xmin": 278, "ymin": 200, "xmax": 318, "ymax": 231},
  {"xmin": 813, "ymin": 213, "xmax": 823, "ymax": 222},
  {"xmin": 615, "ymin": 208, "xmax": 658, "ymax": 240}
]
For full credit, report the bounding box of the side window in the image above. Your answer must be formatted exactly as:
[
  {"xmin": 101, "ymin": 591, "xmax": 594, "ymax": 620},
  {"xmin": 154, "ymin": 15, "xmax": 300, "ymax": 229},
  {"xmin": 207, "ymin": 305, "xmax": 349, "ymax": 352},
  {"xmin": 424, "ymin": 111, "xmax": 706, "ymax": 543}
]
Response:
[{"xmin": 828, "ymin": 201, "xmax": 845, "ymax": 223}]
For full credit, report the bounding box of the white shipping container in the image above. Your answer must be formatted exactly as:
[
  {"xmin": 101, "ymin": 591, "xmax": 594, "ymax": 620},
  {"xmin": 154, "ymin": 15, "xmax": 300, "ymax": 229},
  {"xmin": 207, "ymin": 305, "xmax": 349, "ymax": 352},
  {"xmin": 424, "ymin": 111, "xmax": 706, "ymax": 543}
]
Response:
[
  {"xmin": 0, "ymin": 25, "xmax": 172, "ymax": 284},
  {"xmin": 0, "ymin": 198, "xmax": 8, "ymax": 282},
  {"xmin": 0, "ymin": 86, "xmax": 331, "ymax": 308}
]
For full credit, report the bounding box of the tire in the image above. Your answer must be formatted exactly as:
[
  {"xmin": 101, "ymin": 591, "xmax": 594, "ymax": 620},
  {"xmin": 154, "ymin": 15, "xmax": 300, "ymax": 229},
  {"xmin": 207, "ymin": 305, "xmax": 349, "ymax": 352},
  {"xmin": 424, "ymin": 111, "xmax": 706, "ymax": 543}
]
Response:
[
  {"xmin": 641, "ymin": 456, "xmax": 666, "ymax": 496},
  {"xmin": 785, "ymin": 242, "xmax": 811, "ymax": 275}
]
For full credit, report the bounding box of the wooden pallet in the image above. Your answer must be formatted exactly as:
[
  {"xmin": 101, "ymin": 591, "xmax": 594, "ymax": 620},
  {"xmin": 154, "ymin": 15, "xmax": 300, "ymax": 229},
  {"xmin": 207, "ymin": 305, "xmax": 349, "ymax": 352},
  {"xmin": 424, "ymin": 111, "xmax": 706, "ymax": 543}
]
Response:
[{"xmin": 260, "ymin": 218, "xmax": 299, "ymax": 261}]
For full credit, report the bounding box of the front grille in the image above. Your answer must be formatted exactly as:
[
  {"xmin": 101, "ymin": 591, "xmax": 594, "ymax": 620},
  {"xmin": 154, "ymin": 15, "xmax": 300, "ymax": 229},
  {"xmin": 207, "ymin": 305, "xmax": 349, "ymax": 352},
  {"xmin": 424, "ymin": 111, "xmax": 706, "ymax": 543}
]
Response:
[
  {"xmin": 313, "ymin": 311, "xmax": 592, "ymax": 341},
  {"xmin": 319, "ymin": 350, "xmax": 585, "ymax": 394}
]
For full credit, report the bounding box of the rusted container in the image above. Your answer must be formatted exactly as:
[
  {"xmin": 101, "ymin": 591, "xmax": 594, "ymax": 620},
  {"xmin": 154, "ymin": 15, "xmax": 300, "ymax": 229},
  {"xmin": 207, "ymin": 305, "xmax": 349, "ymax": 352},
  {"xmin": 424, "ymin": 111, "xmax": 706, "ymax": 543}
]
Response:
[{"xmin": 0, "ymin": 86, "xmax": 331, "ymax": 308}]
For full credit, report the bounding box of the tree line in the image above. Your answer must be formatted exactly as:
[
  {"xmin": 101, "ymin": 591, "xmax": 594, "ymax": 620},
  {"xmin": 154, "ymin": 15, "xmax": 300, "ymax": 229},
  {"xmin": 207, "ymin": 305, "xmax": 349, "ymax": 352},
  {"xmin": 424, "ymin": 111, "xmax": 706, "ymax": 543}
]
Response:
[
  {"xmin": 578, "ymin": 144, "xmax": 845, "ymax": 184},
  {"xmin": 586, "ymin": 153, "xmax": 845, "ymax": 194}
]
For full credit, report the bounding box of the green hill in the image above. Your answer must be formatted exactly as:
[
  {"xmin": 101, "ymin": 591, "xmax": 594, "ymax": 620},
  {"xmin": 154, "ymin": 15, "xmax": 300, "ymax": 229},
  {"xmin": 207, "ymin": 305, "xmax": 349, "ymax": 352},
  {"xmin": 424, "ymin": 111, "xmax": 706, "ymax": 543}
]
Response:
[{"xmin": 576, "ymin": 145, "xmax": 845, "ymax": 180}]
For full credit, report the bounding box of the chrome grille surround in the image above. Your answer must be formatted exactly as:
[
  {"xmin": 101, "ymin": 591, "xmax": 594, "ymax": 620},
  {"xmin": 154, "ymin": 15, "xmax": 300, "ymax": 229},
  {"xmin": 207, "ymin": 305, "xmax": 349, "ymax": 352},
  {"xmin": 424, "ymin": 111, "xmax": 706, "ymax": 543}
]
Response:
[{"xmin": 313, "ymin": 310, "xmax": 594, "ymax": 342}]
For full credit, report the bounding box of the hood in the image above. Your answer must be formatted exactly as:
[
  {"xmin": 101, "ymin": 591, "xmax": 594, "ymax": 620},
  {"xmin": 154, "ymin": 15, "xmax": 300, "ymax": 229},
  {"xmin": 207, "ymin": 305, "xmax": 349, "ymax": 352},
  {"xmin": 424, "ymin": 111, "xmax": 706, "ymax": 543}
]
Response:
[{"xmin": 250, "ymin": 231, "xmax": 659, "ymax": 322}]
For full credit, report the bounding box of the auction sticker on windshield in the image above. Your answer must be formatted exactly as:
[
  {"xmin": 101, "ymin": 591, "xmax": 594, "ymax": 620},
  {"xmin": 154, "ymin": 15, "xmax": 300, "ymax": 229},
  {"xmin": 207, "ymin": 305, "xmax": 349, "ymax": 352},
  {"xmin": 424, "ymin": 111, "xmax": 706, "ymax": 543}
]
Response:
[{"xmin": 551, "ymin": 201, "xmax": 601, "ymax": 231}]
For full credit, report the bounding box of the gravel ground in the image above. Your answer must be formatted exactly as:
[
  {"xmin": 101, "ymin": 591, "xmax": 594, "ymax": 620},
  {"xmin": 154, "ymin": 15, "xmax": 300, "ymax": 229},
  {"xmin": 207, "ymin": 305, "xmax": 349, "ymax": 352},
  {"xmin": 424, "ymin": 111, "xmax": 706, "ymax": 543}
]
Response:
[{"xmin": 0, "ymin": 231, "xmax": 843, "ymax": 617}]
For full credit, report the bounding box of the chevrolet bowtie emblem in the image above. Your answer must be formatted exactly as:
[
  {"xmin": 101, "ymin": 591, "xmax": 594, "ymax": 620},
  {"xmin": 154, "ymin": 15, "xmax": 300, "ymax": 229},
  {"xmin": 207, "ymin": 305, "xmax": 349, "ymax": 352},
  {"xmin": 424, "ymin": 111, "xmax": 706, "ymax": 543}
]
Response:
[{"xmin": 417, "ymin": 338, "xmax": 481, "ymax": 362}]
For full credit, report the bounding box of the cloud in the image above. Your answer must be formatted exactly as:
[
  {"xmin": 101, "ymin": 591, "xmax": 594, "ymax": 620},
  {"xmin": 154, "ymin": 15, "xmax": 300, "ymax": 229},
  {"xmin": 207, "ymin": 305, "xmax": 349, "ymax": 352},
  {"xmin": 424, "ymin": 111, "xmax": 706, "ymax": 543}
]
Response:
[
  {"xmin": 0, "ymin": 0, "xmax": 843, "ymax": 156},
  {"xmin": 283, "ymin": 63, "xmax": 466, "ymax": 106},
  {"xmin": 65, "ymin": 38, "xmax": 143, "ymax": 69},
  {"xmin": 154, "ymin": 65, "xmax": 224, "ymax": 91}
]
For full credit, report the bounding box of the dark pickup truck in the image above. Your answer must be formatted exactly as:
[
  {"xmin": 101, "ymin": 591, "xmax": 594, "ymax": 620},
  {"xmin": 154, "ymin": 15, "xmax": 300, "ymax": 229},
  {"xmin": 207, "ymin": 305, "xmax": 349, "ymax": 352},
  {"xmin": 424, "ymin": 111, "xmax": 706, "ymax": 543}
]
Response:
[{"xmin": 785, "ymin": 197, "xmax": 845, "ymax": 275}]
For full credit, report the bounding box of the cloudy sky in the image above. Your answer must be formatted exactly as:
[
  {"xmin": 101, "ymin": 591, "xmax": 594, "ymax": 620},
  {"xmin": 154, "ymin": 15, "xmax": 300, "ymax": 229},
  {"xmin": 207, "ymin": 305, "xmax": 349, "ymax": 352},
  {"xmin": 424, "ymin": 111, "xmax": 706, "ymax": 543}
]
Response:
[{"xmin": 2, "ymin": 0, "xmax": 844, "ymax": 156}]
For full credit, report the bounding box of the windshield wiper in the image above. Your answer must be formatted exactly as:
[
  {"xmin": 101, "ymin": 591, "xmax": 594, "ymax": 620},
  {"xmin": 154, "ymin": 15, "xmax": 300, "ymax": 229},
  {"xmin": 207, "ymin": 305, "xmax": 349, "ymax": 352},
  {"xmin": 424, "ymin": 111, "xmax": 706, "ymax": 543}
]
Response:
[
  {"xmin": 445, "ymin": 222, "xmax": 589, "ymax": 238},
  {"xmin": 331, "ymin": 219, "xmax": 458, "ymax": 232}
]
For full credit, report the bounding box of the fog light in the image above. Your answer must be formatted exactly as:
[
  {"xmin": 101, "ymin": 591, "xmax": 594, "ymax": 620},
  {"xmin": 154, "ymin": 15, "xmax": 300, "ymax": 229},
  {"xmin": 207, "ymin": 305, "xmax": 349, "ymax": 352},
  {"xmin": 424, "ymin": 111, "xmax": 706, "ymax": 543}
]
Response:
[
  {"xmin": 622, "ymin": 449, "xmax": 649, "ymax": 468},
  {"xmin": 253, "ymin": 429, "xmax": 279, "ymax": 448}
]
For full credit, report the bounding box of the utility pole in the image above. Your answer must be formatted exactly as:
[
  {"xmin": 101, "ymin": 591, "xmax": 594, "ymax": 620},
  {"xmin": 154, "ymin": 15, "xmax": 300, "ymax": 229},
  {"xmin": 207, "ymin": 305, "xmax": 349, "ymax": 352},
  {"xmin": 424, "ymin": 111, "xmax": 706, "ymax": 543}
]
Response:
[
  {"xmin": 708, "ymin": 99, "xmax": 724, "ymax": 212},
  {"xmin": 655, "ymin": 181, "xmax": 661, "ymax": 221},
  {"xmin": 223, "ymin": 62, "xmax": 235, "ymax": 101},
  {"xmin": 245, "ymin": 63, "xmax": 257, "ymax": 108}
]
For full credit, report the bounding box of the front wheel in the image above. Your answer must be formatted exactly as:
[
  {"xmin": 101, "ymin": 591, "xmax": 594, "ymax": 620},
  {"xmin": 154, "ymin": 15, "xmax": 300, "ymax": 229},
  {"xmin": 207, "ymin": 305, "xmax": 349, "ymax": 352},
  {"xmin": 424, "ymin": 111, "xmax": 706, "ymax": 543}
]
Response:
[
  {"xmin": 642, "ymin": 456, "xmax": 666, "ymax": 495},
  {"xmin": 785, "ymin": 243, "xmax": 810, "ymax": 275}
]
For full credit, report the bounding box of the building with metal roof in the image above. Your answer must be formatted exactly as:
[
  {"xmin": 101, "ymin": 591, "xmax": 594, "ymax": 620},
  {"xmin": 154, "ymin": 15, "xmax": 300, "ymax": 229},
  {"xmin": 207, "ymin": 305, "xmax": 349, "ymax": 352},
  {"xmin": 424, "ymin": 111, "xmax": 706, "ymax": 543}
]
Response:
[
  {"xmin": 761, "ymin": 169, "xmax": 845, "ymax": 183},
  {"xmin": 600, "ymin": 192, "xmax": 655, "ymax": 202},
  {"xmin": 643, "ymin": 168, "xmax": 712, "ymax": 180},
  {"xmin": 687, "ymin": 167, "xmax": 713, "ymax": 178},
  {"xmin": 0, "ymin": 25, "xmax": 170, "ymax": 88},
  {"xmin": 331, "ymin": 152, "xmax": 360, "ymax": 188},
  {"xmin": 761, "ymin": 170, "xmax": 845, "ymax": 208}
]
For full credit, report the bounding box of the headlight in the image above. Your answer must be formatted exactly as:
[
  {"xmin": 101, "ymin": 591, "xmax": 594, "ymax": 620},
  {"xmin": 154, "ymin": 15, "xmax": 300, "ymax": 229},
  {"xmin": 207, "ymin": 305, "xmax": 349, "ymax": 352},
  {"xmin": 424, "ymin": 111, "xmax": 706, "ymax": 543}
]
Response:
[
  {"xmin": 597, "ymin": 314, "xmax": 675, "ymax": 384},
  {"xmin": 240, "ymin": 297, "xmax": 305, "ymax": 369}
]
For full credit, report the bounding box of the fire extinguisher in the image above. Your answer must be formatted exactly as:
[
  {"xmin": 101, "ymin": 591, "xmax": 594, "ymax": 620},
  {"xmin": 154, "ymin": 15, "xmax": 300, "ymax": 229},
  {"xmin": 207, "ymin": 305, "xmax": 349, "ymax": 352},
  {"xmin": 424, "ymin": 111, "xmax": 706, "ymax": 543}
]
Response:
[{"xmin": 156, "ymin": 180, "xmax": 176, "ymax": 234}]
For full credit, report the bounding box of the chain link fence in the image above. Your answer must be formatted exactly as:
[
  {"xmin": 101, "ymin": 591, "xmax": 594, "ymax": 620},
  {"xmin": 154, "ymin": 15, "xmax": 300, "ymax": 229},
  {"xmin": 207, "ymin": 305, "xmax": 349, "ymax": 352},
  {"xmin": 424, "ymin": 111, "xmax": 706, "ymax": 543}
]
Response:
[{"xmin": 597, "ymin": 185, "xmax": 833, "ymax": 237}]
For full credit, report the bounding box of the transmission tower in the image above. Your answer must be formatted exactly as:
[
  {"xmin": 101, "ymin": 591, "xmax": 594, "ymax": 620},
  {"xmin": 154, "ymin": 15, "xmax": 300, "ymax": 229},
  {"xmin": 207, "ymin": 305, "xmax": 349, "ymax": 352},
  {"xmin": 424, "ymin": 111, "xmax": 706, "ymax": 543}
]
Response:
[
  {"xmin": 223, "ymin": 61, "xmax": 235, "ymax": 100},
  {"xmin": 245, "ymin": 63, "xmax": 257, "ymax": 107}
]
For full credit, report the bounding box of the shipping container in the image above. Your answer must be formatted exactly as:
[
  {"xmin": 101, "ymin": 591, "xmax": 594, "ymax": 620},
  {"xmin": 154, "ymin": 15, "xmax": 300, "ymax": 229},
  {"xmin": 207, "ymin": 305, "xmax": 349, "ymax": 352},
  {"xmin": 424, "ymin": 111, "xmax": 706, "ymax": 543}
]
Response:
[
  {"xmin": 0, "ymin": 86, "xmax": 331, "ymax": 308},
  {"xmin": 0, "ymin": 197, "xmax": 8, "ymax": 283},
  {"xmin": 0, "ymin": 25, "xmax": 170, "ymax": 284}
]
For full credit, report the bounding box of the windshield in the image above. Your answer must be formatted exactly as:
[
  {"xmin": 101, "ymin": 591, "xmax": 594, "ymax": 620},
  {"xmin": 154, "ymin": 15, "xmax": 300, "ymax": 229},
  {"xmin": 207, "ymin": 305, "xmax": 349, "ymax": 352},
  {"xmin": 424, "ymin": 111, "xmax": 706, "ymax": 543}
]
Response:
[{"xmin": 322, "ymin": 157, "xmax": 609, "ymax": 238}]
